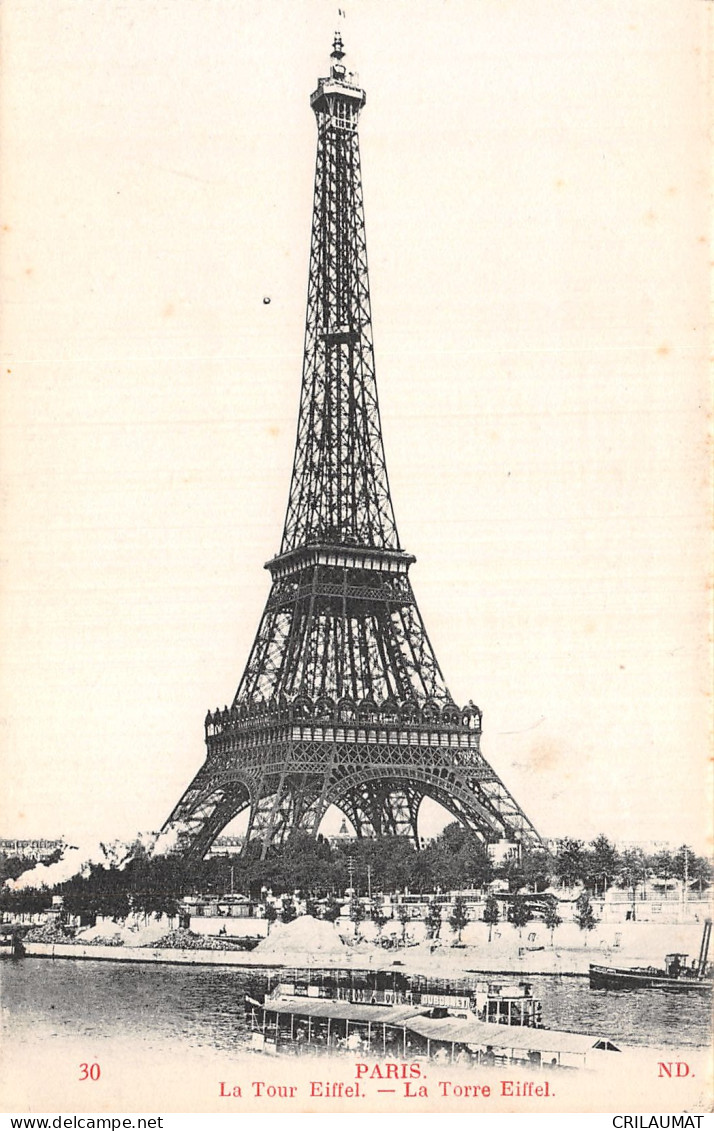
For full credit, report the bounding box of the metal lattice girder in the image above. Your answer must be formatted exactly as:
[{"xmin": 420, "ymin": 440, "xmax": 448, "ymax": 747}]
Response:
[
  {"xmin": 165, "ymin": 771, "xmax": 253, "ymax": 862},
  {"xmin": 234, "ymin": 561, "xmax": 451, "ymax": 705},
  {"xmin": 162, "ymin": 36, "xmax": 541, "ymax": 859},
  {"xmin": 167, "ymin": 723, "xmax": 542, "ymax": 859},
  {"xmin": 281, "ymin": 60, "xmax": 398, "ymax": 554}
]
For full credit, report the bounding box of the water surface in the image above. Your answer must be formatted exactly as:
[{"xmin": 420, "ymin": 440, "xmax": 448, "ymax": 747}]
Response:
[{"xmin": 1, "ymin": 958, "xmax": 709, "ymax": 1053}]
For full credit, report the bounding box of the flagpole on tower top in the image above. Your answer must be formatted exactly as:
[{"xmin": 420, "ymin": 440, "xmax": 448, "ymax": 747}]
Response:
[{"xmin": 334, "ymin": 7, "xmax": 346, "ymax": 60}]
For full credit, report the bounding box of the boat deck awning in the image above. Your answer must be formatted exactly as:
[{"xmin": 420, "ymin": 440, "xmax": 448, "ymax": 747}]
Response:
[
  {"xmin": 405, "ymin": 1016, "xmax": 610, "ymax": 1055},
  {"xmin": 257, "ymin": 997, "xmax": 619, "ymax": 1056},
  {"xmin": 260, "ymin": 997, "xmax": 423, "ymax": 1026}
]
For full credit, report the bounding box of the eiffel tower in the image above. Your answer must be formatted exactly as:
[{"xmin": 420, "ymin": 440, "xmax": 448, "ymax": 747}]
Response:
[{"xmin": 164, "ymin": 34, "xmax": 541, "ymax": 861}]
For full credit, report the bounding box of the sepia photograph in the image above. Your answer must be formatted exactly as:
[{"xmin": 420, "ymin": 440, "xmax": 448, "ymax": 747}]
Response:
[{"xmin": 1, "ymin": 0, "xmax": 711, "ymax": 1117}]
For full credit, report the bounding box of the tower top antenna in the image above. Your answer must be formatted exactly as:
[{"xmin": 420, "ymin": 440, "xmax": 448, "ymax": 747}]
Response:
[{"xmin": 331, "ymin": 29, "xmax": 345, "ymax": 62}]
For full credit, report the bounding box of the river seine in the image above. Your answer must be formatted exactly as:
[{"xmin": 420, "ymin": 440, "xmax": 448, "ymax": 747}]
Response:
[{"xmin": 1, "ymin": 957, "xmax": 710, "ymax": 1054}]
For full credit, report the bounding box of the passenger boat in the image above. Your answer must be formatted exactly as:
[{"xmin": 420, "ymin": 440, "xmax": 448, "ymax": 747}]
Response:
[
  {"xmin": 245, "ymin": 967, "xmax": 622, "ymax": 1071},
  {"xmin": 589, "ymin": 919, "xmax": 713, "ymax": 992}
]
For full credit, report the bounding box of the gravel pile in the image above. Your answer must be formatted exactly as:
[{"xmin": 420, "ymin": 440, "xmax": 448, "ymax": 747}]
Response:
[
  {"xmin": 144, "ymin": 928, "xmax": 247, "ymax": 951},
  {"xmin": 23, "ymin": 922, "xmax": 73, "ymax": 944}
]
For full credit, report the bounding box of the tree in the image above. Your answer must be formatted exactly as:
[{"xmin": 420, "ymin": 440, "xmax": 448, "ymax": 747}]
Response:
[
  {"xmin": 448, "ymin": 896, "xmax": 469, "ymax": 943},
  {"xmin": 280, "ymin": 896, "xmax": 297, "ymax": 924},
  {"xmin": 410, "ymin": 850, "xmax": 438, "ymax": 894},
  {"xmin": 350, "ymin": 898, "xmax": 366, "ymax": 938},
  {"xmin": 379, "ymin": 838, "xmax": 420, "ymax": 893},
  {"xmin": 61, "ymin": 877, "xmax": 99, "ymax": 925},
  {"xmin": 498, "ymin": 857, "xmax": 527, "ymax": 894},
  {"xmin": 672, "ymin": 845, "xmax": 694, "ymax": 883},
  {"xmin": 125, "ymin": 855, "xmax": 188, "ymax": 920},
  {"xmin": 338, "ymin": 837, "xmax": 417, "ymax": 899},
  {"xmin": 508, "ymin": 899, "xmax": 532, "ymax": 936},
  {"xmin": 587, "ymin": 835, "xmax": 619, "ymax": 894},
  {"xmin": 97, "ymin": 886, "xmax": 131, "ymax": 923},
  {"xmin": 0, "ymin": 885, "xmax": 53, "ymax": 918},
  {"xmin": 483, "ymin": 895, "xmax": 499, "ymax": 942},
  {"xmin": 279, "ymin": 831, "xmax": 334, "ymax": 896},
  {"xmin": 671, "ymin": 846, "xmax": 712, "ymax": 892},
  {"xmin": 370, "ymin": 902, "xmax": 388, "ymax": 937},
  {"xmin": 469, "ymin": 841, "xmax": 496, "ymax": 889},
  {"xmin": 520, "ymin": 849, "xmax": 554, "ymax": 893},
  {"xmin": 688, "ymin": 854, "xmax": 712, "ymax": 892},
  {"xmin": 397, "ymin": 904, "xmax": 410, "ymax": 944},
  {"xmin": 427, "ymin": 822, "xmax": 494, "ymax": 890},
  {"xmin": 616, "ymin": 848, "xmax": 647, "ymax": 921},
  {"xmin": 322, "ymin": 895, "xmax": 342, "ymax": 923},
  {"xmin": 304, "ymin": 896, "xmax": 320, "ymax": 919},
  {"xmin": 263, "ymin": 901, "xmax": 278, "ymax": 935},
  {"xmin": 543, "ymin": 900, "xmax": 562, "ymax": 945},
  {"xmin": 424, "ymin": 898, "xmax": 442, "ymax": 940},
  {"xmin": 650, "ymin": 849, "xmax": 675, "ymax": 883},
  {"xmin": 574, "ymin": 891, "xmax": 597, "ymax": 938},
  {"xmin": 554, "ymin": 839, "xmax": 586, "ymax": 887}
]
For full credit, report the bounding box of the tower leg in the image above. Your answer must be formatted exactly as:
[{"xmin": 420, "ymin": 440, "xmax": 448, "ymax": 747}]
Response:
[{"xmin": 258, "ymin": 770, "xmax": 291, "ymax": 859}]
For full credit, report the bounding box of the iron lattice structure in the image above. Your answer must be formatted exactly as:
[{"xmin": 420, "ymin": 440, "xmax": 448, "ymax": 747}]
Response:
[{"xmin": 164, "ymin": 36, "xmax": 541, "ymax": 860}]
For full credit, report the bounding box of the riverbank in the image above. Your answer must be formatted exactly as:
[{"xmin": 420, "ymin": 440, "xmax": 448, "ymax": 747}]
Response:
[
  {"xmin": 15, "ymin": 938, "xmax": 587, "ymax": 975},
  {"xmin": 15, "ymin": 940, "xmax": 278, "ymax": 966},
  {"xmin": 13, "ymin": 916, "xmax": 709, "ymax": 977}
]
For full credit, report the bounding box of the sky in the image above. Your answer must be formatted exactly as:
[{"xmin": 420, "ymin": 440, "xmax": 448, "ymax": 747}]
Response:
[{"xmin": 1, "ymin": 0, "xmax": 711, "ymax": 854}]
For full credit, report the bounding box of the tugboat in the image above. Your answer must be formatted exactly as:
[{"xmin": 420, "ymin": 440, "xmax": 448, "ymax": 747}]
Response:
[
  {"xmin": 589, "ymin": 918, "xmax": 712, "ymax": 992},
  {"xmin": 245, "ymin": 967, "xmax": 622, "ymax": 1071}
]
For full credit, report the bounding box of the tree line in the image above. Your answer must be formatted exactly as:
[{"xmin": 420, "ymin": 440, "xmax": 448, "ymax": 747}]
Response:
[{"xmin": 0, "ymin": 828, "xmax": 710, "ymax": 924}]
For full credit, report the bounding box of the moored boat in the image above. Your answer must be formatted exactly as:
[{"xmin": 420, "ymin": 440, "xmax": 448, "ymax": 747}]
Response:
[
  {"xmin": 589, "ymin": 919, "xmax": 712, "ymax": 992},
  {"xmin": 589, "ymin": 964, "xmax": 712, "ymax": 991}
]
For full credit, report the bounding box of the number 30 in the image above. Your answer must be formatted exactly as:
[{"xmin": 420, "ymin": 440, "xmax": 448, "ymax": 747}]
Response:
[{"xmin": 79, "ymin": 1063, "xmax": 101, "ymax": 1081}]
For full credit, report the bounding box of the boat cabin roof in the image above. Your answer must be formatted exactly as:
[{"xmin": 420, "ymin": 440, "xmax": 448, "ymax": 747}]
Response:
[
  {"xmin": 260, "ymin": 997, "xmax": 423, "ymax": 1025},
  {"xmin": 406, "ymin": 1015, "xmax": 614, "ymax": 1054},
  {"xmin": 256, "ymin": 996, "xmax": 620, "ymax": 1055}
]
